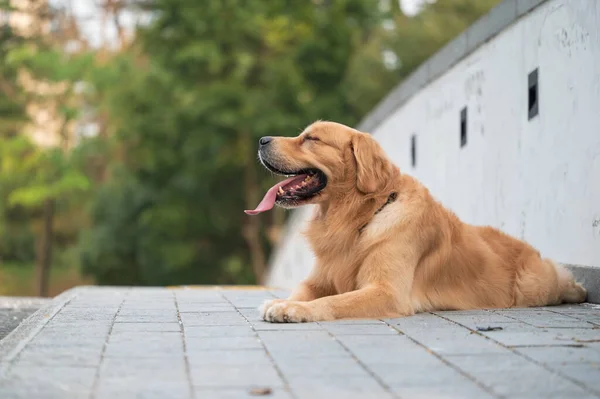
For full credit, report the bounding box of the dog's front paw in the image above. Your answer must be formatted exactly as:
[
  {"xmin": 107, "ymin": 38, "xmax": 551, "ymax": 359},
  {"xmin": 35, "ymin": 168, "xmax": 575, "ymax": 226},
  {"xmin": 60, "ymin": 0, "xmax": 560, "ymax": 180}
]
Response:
[
  {"xmin": 261, "ymin": 301, "xmax": 314, "ymax": 323},
  {"xmin": 259, "ymin": 299, "xmax": 286, "ymax": 319}
]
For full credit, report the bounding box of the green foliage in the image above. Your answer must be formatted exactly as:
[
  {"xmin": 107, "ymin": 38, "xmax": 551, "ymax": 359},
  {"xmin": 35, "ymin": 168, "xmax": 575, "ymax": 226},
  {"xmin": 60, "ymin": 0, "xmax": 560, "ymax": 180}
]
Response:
[
  {"xmin": 1, "ymin": 0, "xmax": 502, "ymax": 291},
  {"xmin": 77, "ymin": 0, "xmax": 385, "ymax": 285}
]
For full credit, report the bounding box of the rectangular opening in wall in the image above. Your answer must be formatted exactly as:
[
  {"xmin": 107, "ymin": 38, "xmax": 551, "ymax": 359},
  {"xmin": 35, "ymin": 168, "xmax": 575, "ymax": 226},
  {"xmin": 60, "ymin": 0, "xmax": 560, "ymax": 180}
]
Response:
[
  {"xmin": 528, "ymin": 68, "xmax": 539, "ymax": 120},
  {"xmin": 460, "ymin": 107, "xmax": 467, "ymax": 148},
  {"xmin": 411, "ymin": 134, "xmax": 416, "ymax": 167}
]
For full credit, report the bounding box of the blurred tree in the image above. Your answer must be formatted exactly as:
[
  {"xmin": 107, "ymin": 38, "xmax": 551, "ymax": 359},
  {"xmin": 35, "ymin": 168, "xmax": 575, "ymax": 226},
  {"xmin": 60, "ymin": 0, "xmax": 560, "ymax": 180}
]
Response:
[
  {"xmin": 0, "ymin": 1, "xmax": 93, "ymax": 295},
  {"xmin": 2, "ymin": 0, "xmax": 503, "ymax": 293},
  {"xmin": 0, "ymin": 0, "xmax": 30, "ymax": 266},
  {"xmin": 79, "ymin": 0, "xmax": 384, "ymax": 285},
  {"xmin": 0, "ymin": 136, "xmax": 90, "ymax": 295}
]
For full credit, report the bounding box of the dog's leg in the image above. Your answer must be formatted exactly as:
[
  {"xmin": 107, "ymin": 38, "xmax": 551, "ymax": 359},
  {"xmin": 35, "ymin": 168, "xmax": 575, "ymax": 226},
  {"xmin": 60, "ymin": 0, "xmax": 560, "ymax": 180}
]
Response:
[
  {"xmin": 262, "ymin": 284, "xmax": 411, "ymax": 323},
  {"xmin": 263, "ymin": 248, "xmax": 416, "ymax": 323}
]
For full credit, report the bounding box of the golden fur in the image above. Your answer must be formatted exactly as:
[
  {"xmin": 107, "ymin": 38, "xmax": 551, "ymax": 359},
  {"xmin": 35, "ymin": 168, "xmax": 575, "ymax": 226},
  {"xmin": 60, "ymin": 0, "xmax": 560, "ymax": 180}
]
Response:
[{"xmin": 259, "ymin": 121, "xmax": 586, "ymax": 322}]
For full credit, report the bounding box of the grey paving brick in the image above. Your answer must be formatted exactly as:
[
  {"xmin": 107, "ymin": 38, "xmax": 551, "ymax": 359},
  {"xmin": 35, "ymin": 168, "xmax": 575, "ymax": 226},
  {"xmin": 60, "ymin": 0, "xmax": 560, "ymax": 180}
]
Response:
[
  {"xmin": 1, "ymin": 365, "xmax": 97, "ymax": 390},
  {"xmin": 385, "ymin": 313, "xmax": 460, "ymax": 334},
  {"xmin": 194, "ymin": 387, "xmax": 293, "ymax": 399},
  {"xmin": 180, "ymin": 311, "xmax": 247, "ymax": 326},
  {"xmin": 103, "ymin": 338, "xmax": 184, "ymax": 358},
  {"xmin": 434, "ymin": 311, "xmax": 521, "ymax": 329},
  {"xmin": 287, "ymin": 375, "xmax": 393, "ymax": 399},
  {"xmin": 457, "ymin": 364, "xmax": 591, "ymax": 397},
  {"xmin": 184, "ymin": 325, "xmax": 255, "ymax": 338},
  {"xmin": 178, "ymin": 304, "xmax": 234, "ymax": 312},
  {"xmin": 368, "ymin": 360, "xmax": 468, "ymax": 387},
  {"xmin": 117, "ymin": 308, "xmax": 176, "ymax": 316},
  {"xmin": 115, "ymin": 313, "xmax": 178, "ymax": 323},
  {"xmin": 99, "ymin": 360, "xmax": 187, "ymax": 381},
  {"xmin": 107, "ymin": 332, "xmax": 182, "ymax": 346},
  {"xmin": 274, "ymin": 356, "xmax": 370, "ymax": 377},
  {"xmin": 111, "ymin": 322, "xmax": 181, "ymax": 333},
  {"xmin": 258, "ymin": 331, "xmax": 349, "ymax": 358},
  {"xmin": 482, "ymin": 327, "xmax": 600, "ymax": 347},
  {"xmin": 14, "ymin": 348, "xmax": 102, "ymax": 367},
  {"xmin": 0, "ymin": 383, "xmax": 91, "ymax": 399},
  {"xmin": 101, "ymin": 356, "xmax": 186, "ymax": 372},
  {"xmin": 392, "ymin": 384, "xmax": 496, "ymax": 399},
  {"xmin": 44, "ymin": 320, "xmax": 113, "ymax": 331},
  {"xmin": 186, "ymin": 336, "xmax": 263, "ymax": 351},
  {"xmin": 409, "ymin": 330, "xmax": 509, "ymax": 355},
  {"xmin": 188, "ymin": 349, "xmax": 271, "ymax": 367},
  {"xmin": 445, "ymin": 353, "xmax": 543, "ymax": 374},
  {"xmin": 335, "ymin": 335, "xmax": 437, "ymax": 364},
  {"xmin": 515, "ymin": 345, "xmax": 600, "ymax": 364},
  {"xmin": 59, "ymin": 307, "xmax": 119, "ymax": 316},
  {"xmin": 25, "ymin": 338, "xmax": 106, "ymax": 353},
  {"xmin": 120, "ymin": 302, "xmax": 177, "ymax": 311},
  {"xmin": 321, "ymin": 323, "xmax": 399, "ymax": 335},
  {"xmin": 95, "ymin": 381, "xmax": 191, "ymax": 399},
  {"xmin": 189, "ymin": 365, "xmax": 284, "ymax": 388},
  {"xmin": 495, "ymin": 309, "xmax": 595, "ymax": 328},
  {"xmin": 67, "ymin": 301, "xmax": 122, "ymax": 309},
  {"xmin": 547, "ymin": 363, "xmax": 600, "ymax": 393},
  {"xmin": 175, "ymin": 291, "xmax": 225, "ymax": 302},
  {"xmin": 51, "ymin": 311, "xmax": 116, "ymax": 323},
  {"xmin": 424, "ymin": 339, "xmax": 509, "ymax": 356},
  {"xmin": 251, "ymin": 318, "xmax": 323, "ymax": 331},
  {"xmin": 39, "ymin": 326, "xmax": 111, "ymax": 338}
]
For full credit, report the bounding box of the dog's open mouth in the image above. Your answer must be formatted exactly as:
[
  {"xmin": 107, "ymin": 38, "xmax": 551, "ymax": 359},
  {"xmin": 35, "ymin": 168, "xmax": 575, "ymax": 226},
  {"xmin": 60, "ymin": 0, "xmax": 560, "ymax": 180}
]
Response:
[{"xmin": 245, "ymin": 167, "xmax": 327, "ymax": 215}]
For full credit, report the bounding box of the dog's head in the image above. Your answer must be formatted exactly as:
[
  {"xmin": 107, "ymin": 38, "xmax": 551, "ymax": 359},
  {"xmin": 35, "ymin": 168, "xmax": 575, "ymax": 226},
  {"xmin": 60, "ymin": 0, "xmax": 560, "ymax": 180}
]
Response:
[{"xmin": 245, "ymin": 121, "xmax": 394, "ymax": 214}]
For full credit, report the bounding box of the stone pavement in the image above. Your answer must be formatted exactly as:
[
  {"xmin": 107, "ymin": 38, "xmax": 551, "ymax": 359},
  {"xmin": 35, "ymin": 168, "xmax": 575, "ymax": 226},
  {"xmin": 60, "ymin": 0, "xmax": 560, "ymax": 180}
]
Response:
[{"xmin": 0, "ymin": 287, "xmax": 599, "ymax": 399}]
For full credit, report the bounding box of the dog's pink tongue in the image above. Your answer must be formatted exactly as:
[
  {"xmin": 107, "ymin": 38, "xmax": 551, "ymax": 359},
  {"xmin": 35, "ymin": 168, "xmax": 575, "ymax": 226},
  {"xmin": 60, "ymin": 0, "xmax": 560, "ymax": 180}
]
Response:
[{"xmin": 244, "ymin": 175, "xmax": 305, "ymax": 215}]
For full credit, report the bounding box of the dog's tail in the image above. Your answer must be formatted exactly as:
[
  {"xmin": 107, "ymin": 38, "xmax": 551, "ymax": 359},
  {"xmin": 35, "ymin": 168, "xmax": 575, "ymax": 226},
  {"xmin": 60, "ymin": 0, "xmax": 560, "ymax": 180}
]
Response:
[{"xmin": 551, "ymin": 260, "xmax": 587, "ymax": 304}]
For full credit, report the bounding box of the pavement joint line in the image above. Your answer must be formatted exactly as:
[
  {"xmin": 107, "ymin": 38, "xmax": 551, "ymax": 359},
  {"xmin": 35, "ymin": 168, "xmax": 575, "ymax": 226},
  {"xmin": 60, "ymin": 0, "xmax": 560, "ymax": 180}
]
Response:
[
  {"xmin": 318, "ymin": 319, "xmax": 400, "ymax": 399},
  {"xmin": 488, "ymin": 307, "xmax": 600, "ymax": 329},
  {"xmin": 486, "ymin": 309, "xmax": 555, "ymax": 328},
  {"xmin": 433, "ymin": 312, "xmax": 600, "ymax": 398},
  {"xmin": 174, "ymin": 290, "xmax": 195, "ymax": 399},
  {"xmin": 89, "ymin": 289, "xmax": 130, "ymax": 399},
  {"xmin": 543, "ymin": 308, "xmax": 600, "ymax": 327},
  {"xmin": 382, "ymin": 314, "xmax": 502, "ymax": 399},
  {"xmin": 219, "ymin": 290, "xmax": 297, "ymax": 399}
]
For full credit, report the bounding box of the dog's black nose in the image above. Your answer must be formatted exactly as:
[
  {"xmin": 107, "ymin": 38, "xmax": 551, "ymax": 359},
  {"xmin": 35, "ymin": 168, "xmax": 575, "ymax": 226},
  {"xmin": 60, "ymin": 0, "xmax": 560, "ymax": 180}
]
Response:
[{"xmin": 259, "ymin": 136, "xmax": 273, "ymax": 146}]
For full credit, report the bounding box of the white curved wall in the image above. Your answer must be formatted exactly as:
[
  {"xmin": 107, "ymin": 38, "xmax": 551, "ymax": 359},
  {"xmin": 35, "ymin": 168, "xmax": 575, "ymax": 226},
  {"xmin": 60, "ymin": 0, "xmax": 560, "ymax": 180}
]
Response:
[{"xmin": 266, "ymin": 0, "xmax": 600, "ymax": 289}]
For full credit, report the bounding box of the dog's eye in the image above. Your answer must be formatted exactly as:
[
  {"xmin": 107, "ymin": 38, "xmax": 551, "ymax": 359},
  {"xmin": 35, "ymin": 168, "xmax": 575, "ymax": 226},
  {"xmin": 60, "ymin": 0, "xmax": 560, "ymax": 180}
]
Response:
[{"xmin": 305, "ymin": 136, "xmax": 320, "ymax": 142}]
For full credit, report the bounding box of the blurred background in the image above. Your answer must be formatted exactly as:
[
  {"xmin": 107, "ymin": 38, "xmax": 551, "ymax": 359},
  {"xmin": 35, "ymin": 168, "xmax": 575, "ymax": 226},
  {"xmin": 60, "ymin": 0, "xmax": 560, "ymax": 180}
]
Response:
[{"xmin": 0, "ymin": 0, "xmax": 500, "ymax": 297}]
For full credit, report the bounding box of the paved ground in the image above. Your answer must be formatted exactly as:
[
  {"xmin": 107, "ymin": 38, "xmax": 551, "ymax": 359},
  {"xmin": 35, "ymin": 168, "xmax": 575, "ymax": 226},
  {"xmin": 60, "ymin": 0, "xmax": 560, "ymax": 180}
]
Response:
[
  {"xmin": 0, "ymin": 297, "xmax": 50, "ymax": 340},
  {"xmin": 0, "ymin": 287, "xmax": 599, "ymax": 399}
]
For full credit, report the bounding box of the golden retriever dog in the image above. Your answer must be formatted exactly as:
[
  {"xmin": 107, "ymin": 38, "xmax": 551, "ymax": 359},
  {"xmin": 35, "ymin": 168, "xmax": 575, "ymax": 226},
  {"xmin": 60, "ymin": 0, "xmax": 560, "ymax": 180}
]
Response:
[{"xmin": 245, "ymin": 121, "xmax": 587, "ymax": 322}]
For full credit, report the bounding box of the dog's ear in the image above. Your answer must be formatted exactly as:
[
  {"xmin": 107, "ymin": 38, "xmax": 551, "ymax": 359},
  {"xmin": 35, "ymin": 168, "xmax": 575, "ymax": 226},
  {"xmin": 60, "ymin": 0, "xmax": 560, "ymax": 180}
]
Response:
[{"xmin": 351, "ymin": 133, "xmax": 393, "ymax": 194}]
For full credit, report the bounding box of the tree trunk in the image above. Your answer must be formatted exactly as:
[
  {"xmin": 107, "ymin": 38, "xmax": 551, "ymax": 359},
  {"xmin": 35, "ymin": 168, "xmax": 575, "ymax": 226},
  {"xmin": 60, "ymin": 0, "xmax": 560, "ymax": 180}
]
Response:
[{"xmin": 36, "ymin": 198, "xmax": 54, "ymax": 297}]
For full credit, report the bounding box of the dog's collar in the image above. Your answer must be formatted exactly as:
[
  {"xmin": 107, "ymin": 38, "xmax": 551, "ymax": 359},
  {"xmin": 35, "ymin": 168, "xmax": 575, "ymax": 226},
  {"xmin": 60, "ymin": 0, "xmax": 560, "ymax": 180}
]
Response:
[{"xmin": 358, "ymin": 192, "xmax": 398, "ymax": 234}]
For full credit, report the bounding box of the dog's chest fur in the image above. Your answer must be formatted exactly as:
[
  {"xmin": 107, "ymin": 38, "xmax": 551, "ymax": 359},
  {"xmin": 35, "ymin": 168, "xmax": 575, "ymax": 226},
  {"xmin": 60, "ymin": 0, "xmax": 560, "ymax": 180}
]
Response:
[{"xmin": 305, "ymin": 208, "xmax": 371, "ymax": 294}]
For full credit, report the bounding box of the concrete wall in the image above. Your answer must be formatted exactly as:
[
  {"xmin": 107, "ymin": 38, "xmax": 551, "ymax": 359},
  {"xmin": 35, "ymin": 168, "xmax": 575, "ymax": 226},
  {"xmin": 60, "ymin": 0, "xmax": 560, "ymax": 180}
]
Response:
[{"xmin": 266, "ymin": 0, "xmax": 600, "ymax": 290}]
